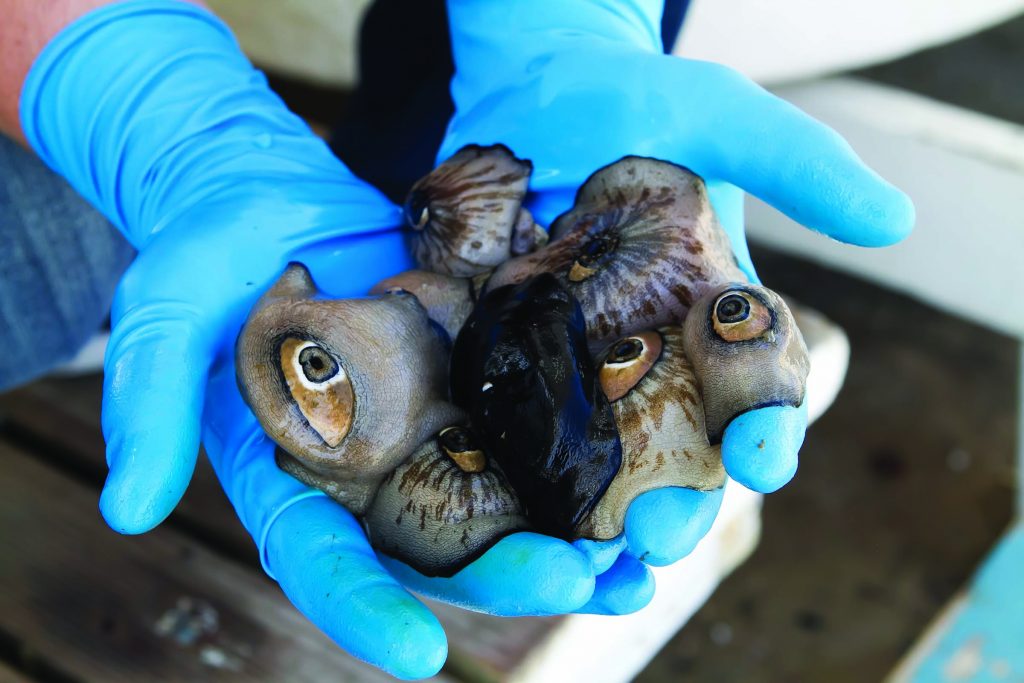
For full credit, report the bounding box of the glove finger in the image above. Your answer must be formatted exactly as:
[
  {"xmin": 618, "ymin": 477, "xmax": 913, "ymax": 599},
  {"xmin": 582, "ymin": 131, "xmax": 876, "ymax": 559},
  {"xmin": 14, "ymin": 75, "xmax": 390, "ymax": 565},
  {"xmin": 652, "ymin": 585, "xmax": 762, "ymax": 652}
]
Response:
[
  {"xmin": 201, "ymin": 363, "xmax": 447, "ymax": 679},
  {"xmin": 722, "ymin": 403, "xmax": 806, "ymax": 493},
  {"xmin": 573, "ymin": 534, "xmax": 628, "ymax": 575},
  {"xmin": 100, "ymin": 299, "xmax": 210, "ymax": 534},
  {"xmin": 576, "ymin": 553, "xmax": 656, "ymax": 616},
  {"xmin": 378, "ymin": 532, "xmax": 596, "ymax": 616},
  {"xmin": 204, "ymin": 360, "xmax": 591, "ymax": 624},
  {"xmin": 624, "ymin": 486, "xmax": 725, "ymax": 566},
  {"xmin": 265, "ymin": 495, "xmax": 448, "ymax": 680},
  {"xmin": 684, "ymin": 64, "xmax": 914, "ymax": 247}
]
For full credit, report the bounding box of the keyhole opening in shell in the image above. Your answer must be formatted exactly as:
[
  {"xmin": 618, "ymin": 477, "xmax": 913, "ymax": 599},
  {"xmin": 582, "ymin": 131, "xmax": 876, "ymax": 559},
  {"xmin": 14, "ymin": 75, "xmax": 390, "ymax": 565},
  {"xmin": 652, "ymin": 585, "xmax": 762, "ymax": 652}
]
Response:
[{"xmin": 438, "ymin": 426, "xmax": 487, "ymax": 473}]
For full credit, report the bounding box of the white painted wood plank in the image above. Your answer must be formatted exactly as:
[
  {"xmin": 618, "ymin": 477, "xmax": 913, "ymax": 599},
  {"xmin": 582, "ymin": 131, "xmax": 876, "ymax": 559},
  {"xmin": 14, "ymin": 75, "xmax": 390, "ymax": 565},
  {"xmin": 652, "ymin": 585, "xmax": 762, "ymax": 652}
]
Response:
[
  {"xmin": 791, "ymin": 302, "xmax": 851, "ymax": 425},
  {"xmin": 677, "ymin": 0, "xmax": 1024, "ymax": 85},
  {"xmin": 745, "ymin": 78, "xmax": 1024, "ymax": 340}
]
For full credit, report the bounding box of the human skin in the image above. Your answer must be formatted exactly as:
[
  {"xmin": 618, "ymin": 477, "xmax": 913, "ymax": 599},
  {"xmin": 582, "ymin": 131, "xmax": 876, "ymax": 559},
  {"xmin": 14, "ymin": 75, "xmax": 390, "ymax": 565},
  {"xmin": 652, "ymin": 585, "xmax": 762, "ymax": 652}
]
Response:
[{"xmin": 0, "ymin": 0, "xmax": 203, "ymax": 144}]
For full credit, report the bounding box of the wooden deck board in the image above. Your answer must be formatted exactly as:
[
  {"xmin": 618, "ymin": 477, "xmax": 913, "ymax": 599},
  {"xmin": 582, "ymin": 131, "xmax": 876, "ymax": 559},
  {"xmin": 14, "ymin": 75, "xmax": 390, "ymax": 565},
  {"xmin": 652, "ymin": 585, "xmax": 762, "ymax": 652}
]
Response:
[
  {"xmin": 0, "ymin": 439, "xmax": 443, "ymax": 683},
  {"xmin": 0, "ymin": 378, "xmax": 255, "ymax": 563},
  {"xmin": 0, "ymin": 377, "xmax": 558, "ymax": 680},
  {"xmin": 0, "ymin": 661, "xmax": 33, "ymax": 683},
  {"xmin": 0, "ymin": 367, "xmax": 773, "ymax": 683}
]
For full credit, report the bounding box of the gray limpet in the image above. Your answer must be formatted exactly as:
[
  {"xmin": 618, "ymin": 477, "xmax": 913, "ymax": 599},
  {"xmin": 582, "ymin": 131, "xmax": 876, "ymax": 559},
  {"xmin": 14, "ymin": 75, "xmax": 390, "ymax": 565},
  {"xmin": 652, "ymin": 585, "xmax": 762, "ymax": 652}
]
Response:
[
  {"xmin": 487, "ymin": 156, "xmax": 746, "ymax": 346},
  {"xmin": 487, "ymin": 156, "xmax": 809, "ymax": 439},
  {"xmin": 370, "ymin": 269, "xmax": 474, "ymax": 342},
  {"xmin": 682, "ymin": 284, "xmax": 810, "ymax": 443},
  {"xmin": 236, "ymin": 263, "xmax": 461, "ymax": 514}
]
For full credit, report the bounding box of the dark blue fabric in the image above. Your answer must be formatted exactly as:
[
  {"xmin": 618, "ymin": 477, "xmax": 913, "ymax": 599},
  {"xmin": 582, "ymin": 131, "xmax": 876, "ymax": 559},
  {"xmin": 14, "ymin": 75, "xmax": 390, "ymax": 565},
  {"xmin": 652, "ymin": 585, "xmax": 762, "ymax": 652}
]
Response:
[
  {"xmin": 330, "ymin": 0, "xmax": 454, "ymax": 203},
  {"xmin": 661, "ymin": 0, "xmax": 692, "ymax": 53},
  {"xmin": 0, "ymin": 134, "xmax": 133, "ymax": 390},
  {"xmin": 332, "ymin": 0, "xmax": 692, "ymax": 202}
]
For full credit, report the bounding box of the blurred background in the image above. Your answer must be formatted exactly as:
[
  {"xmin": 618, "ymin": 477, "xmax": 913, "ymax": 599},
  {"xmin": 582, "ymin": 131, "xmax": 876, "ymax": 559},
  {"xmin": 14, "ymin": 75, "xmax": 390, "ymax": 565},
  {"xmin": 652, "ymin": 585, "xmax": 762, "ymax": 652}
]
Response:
[{"xmin": 0, "ymin": 1, "xmax": 1021, "ymax": 681}]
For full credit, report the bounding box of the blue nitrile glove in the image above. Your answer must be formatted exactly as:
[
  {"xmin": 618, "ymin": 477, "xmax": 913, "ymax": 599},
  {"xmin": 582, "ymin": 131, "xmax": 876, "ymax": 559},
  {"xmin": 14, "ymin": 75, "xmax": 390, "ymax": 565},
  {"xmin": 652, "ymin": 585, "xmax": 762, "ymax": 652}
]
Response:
[
  {"xmin": 20, "ymin": 2, "xmax": 650, "ymax": 677},
  {"xmin": 441, "ymin": 0, "xmax": 914, "ymax": 567}
]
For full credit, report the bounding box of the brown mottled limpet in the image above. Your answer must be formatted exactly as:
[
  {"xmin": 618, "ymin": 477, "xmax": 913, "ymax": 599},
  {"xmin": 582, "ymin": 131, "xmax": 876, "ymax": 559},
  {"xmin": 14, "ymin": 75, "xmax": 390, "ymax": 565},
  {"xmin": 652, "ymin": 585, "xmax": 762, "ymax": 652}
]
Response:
[
  {"xmin": 364, "ymin": 426, "xmax": 528, "ymax": 576},
  {"xmin": 578, "ymin": 327, "xmax": 725, "ymax": 540},
  {"xmin": 487, "ymin": 156, "xmax": 747, "ymax": 346},
  {"xmin": 405, "ymin": 144, "xmax": 537, "ymax": 277},
  {"xmin": 485, "ymin": 156, "xmax": 809, "ymax": 441}
]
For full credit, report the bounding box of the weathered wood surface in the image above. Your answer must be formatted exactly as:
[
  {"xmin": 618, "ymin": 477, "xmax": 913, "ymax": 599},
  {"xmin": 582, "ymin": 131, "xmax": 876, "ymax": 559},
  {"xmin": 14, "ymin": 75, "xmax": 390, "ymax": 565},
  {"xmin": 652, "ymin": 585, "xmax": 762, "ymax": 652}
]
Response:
[
  {"xmin": 8, "ymin": 314, "xmax": 853, "ymax": 682},
  {"xmin": 0, "ymin": 439, "xmax": 445, "ymax": 683},
  {"xmin": 0, "ymin": 376, "xmax": 558, "ymax": 681},
  {"xmin": 0, "ymin": 377, "xmax": 255, "ymax": 563},
  {"xmin": 0, "ymin": 661, "xmax": 32, "ymax": 683},
  {"xmin": 1, "ymin": 300, "xmax": 845, "ymax": 682}
]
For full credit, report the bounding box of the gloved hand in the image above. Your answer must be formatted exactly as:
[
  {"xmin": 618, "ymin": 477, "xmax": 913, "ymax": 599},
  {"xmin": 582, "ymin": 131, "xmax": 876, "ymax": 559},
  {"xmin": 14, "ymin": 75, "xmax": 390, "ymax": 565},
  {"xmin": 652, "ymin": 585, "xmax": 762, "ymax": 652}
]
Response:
[
  {"xmin": 440, "ymin": 0, "xmax": 914, "ymax": 566},
  {"xmin": 20, "ymin": 2, "xmax": 654, "ymax": 677}
]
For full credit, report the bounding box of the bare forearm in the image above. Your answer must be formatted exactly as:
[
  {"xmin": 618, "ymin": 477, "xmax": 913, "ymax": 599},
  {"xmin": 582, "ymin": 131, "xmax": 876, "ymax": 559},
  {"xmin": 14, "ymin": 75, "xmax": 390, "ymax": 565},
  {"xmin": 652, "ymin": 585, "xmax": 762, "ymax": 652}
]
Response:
[{"xmin": 0, "ymin": 0, "xmax": 204, "ymax": 144}]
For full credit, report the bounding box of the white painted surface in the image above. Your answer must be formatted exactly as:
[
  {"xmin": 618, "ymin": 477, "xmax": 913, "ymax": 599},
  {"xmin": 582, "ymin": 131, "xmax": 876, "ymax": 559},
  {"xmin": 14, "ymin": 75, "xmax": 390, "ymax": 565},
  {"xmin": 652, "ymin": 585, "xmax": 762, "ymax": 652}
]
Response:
[
  {"xmin": 791, "ymin": 303, "xmax": 851, "ymax": 425},
  {"xmin": 677, "ymin": 0, "xmax": 1024, "ymax": 84},
  {"xmin": 746, "ymin": 78, "xmax": 1024, "ymax": 340},
  {"xmin": 206, "ymin": 1, "xmax": 1024, "ymax": 88}
]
